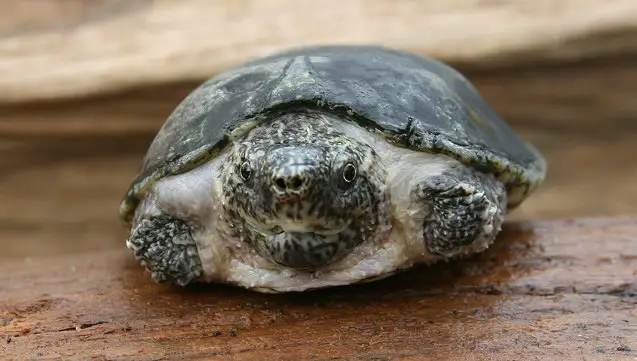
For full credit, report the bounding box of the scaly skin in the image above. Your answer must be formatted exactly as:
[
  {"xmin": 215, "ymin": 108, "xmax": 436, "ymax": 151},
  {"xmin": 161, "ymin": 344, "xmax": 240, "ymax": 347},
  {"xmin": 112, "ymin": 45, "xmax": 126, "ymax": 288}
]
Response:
[
  {"xmin": 217, "ymin": 111, "xmax": 390, "ymax": 270},
  {"xmin": 416, "ymin": 166, "xmax": 507, "ymax": 258},
  {"xmin": 126, "ymin": 215, "xmax": 203, "ymax": 286}
]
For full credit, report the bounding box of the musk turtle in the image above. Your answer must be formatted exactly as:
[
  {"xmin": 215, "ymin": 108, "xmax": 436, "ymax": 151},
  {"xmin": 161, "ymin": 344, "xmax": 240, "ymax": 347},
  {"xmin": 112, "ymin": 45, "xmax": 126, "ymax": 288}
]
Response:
[{"xmin": 119, "ymin": 45, "xmax": 547, "ymax": 293}]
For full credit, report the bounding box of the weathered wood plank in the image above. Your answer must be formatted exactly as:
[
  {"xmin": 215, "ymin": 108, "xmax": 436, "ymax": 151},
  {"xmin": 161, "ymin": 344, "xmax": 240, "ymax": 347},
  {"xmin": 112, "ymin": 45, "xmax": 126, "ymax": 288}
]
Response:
[
  {"xmin": 1, "ymin": 0, "xmax": 636, "ymax": 102},
  {"xmin": 1, "ymin": 217, "xmax": 635, "ymax": 360}
]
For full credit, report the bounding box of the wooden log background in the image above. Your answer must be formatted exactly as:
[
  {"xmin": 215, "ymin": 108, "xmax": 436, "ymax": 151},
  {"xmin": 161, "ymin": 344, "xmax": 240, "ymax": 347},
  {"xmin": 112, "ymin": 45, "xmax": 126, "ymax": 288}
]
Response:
[
  {"xmin": 1, "ymin": 0, "xmax": 636, "ymax": 360},
  {"xmin": 1, "ymin": 0, "xmax": 637, "ymax": 103}
]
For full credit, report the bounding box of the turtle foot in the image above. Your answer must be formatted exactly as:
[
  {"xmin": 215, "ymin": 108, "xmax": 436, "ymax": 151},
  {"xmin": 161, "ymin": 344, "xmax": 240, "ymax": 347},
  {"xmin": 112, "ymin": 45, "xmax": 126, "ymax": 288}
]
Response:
[
  {"xmin": 126, "ymin": 215, "xmax": 203, "ymax": 286},
  {"xmin": 415, "ymin": 167, "xmax": 507, "ymax": 258}
]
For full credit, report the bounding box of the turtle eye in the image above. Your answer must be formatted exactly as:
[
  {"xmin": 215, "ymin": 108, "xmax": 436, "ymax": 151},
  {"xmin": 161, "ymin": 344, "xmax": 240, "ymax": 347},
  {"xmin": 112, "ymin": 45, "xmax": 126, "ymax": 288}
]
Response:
[
  {"xmin": 342, "ymin": 163, "xmax": 357, "ymax": 183},
  {"xmin": 239, "ymin": 161, "xmax": 252, "ymax": 181}
]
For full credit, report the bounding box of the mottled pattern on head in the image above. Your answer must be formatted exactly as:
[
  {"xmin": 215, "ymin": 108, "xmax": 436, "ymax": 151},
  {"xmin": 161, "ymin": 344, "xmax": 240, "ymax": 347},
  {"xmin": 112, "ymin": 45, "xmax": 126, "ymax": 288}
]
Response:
[{"xmin": 218, "ymin": 111, "xmax": 390, "ymax": 270}]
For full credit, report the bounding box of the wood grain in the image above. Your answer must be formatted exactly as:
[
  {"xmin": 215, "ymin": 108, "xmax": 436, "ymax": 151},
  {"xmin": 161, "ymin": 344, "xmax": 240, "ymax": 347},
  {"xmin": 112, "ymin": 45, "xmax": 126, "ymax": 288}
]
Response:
[
  {"xmin": 1, "ymin": 0, "xmax": 636, "ymax": 102},
  {"xmin": 1, "ymin": 217, "xmax": 635, "ymax": 360}
]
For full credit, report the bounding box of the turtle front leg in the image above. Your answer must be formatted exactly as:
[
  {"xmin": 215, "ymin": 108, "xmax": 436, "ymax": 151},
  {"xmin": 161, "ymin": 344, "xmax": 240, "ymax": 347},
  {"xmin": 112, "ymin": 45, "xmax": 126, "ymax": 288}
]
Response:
[
  {"xmin": 415, "ymin": 167, "xmax": 508, "ymax": 259},
  {"xmin": 126, "ymin": 214, "xmax": 203, "ymax": 286}
]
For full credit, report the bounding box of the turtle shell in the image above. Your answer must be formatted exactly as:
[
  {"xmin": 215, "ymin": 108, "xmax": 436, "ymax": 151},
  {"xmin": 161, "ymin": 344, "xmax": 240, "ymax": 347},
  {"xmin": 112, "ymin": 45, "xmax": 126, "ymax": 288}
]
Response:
[{"xmin": 119, "ymin": 45, "xmax": 546, "ymax": 223}]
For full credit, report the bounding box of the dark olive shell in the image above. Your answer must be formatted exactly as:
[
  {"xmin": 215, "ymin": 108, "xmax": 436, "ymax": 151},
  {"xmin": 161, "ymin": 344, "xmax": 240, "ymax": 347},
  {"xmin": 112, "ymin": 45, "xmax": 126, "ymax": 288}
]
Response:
[{"xmin": 119, "ymin": 45, "xmax": 546, "ymax": 223}]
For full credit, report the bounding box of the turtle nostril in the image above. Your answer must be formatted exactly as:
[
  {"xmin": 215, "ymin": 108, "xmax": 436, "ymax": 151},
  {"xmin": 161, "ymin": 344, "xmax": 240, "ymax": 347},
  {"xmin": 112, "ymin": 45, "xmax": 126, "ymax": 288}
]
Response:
[
  {"xmin": 273, "ymin": 176, "xmax": 305, "ymax": 193},
  {"xmin": 274, "ymin": 177, "xmax": 287, "ymax": 192},
  {"xmin": 290, "ymin": 176, "xmax": 303, "ymax": 190}
]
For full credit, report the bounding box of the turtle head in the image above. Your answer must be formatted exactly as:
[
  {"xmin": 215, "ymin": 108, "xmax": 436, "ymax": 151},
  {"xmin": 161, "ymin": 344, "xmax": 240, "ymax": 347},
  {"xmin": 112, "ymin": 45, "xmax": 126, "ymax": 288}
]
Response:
[{"xmin": 220, "ymin": 112, "xmax": 390, "ymax": 270}]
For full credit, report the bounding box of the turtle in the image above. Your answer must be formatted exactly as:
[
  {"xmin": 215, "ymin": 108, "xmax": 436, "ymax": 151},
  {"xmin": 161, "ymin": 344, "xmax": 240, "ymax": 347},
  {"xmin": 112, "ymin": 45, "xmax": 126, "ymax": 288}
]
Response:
[{"xmin": 118, "ymin": 45, "xmax": 547, "ymax": 293}]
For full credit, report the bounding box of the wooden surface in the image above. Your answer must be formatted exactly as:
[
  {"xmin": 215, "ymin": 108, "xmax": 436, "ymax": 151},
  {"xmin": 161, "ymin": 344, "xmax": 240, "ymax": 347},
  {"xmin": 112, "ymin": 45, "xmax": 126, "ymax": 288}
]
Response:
[
  {"xmin": 1, "ymin": 0, "xmax": 637, "ymax": 102},
  {"xmin": 1, "ymin": 217, "xmax": 636, "ymax": 360}
]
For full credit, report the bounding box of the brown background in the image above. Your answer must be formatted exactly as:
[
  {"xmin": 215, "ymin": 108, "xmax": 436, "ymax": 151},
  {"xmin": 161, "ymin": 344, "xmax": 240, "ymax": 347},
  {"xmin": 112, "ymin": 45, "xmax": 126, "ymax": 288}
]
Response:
[{"xmin": 0, "ymin": 1, "xmax": 636, "ymax": 360}]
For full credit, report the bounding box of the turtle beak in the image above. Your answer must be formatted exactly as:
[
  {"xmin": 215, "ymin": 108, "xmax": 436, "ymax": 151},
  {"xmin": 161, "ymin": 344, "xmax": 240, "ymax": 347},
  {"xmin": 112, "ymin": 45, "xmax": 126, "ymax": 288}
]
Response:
[{"xmin": 279, "ymin": 193, "xmax": 303, "ymax": 203}]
